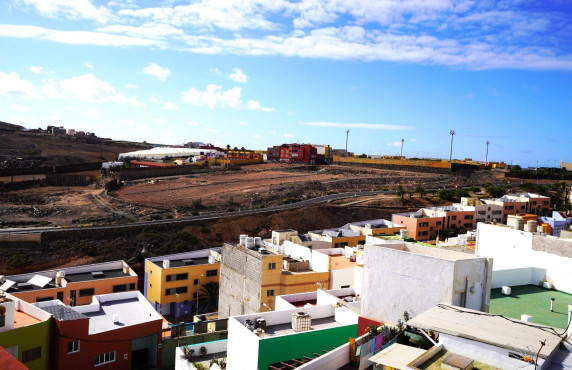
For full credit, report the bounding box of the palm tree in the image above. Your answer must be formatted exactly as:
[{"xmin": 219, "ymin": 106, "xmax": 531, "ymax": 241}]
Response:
[
  {"xmin": 416, "ymin": 186, "xmax": 426, "ymax": 198},
  {"xmin": 198, "ymin": 281, "xmax": 219, "ymax": 314}
]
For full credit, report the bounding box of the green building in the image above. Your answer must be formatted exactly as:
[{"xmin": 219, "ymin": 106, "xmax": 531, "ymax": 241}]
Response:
[{"xmin": 0, "ymin": 293, "xmax": 52, "ymax": 370}]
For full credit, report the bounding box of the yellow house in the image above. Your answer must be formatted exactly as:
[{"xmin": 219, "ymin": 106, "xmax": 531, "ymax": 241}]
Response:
[
  {"xmin": 144, "ymin": 248, "xmax": 221, "ymax": 317},
  {"xmin": 308, "ymin": 219, "xmax": 405, "ymax": 247}
]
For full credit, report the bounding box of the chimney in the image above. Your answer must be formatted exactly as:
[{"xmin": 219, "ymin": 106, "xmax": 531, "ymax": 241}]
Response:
[{"xmin": 113, "ymin": 314, "xmax": 120, "ymax": 324}]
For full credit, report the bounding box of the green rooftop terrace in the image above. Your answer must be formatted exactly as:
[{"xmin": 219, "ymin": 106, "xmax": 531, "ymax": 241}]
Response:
[{"xmin": 490, "ymin": 284, "xmax": 572, "ymax": 329}]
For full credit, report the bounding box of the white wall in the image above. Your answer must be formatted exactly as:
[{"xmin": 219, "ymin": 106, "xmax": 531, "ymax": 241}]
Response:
[
  {"xmin": 353, "ymin": 265, "xmax": 364, "ymax": 296},
  {"xmin": 311, "ymin": 250, "xmax": 332, "ymax": 273},
  {"xmin": 275, "ymin": 296, "xmax": 297, "ymax": 311},
  {"xmin": 283, "ymin": 241, "xmax": 313, "ymax": 268},
  {"xmin": 226, "ymin": 317, "xmax": 260, "ymax": 370},
  {"xmin": 330, "ymin": 268, "xmax": 355, "ymax": 289},
  {"xmin": 439, "ymin": 334, "xmax": 542, "ymax": 370},
  {"xmin": 476, "ymin": 223, "xmax": 572, "ymax": 294},
  {"xmin": 334, "ymin": 306, "xmax": 358, "ymax": 326},
  {"xmin": 362, "ymin": 242, "xmax": 488, "ymax": 324}
]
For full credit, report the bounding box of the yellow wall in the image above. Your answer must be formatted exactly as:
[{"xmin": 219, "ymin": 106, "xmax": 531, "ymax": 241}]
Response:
[
  {"xmin": 145, "ymin": 260, "xmax": 220, "ymax": 305},
  {"xmin": 333, "ymin": 156, "xmax": 452, "ymax": 169},
  {"xmin": 259, "ymin": 254, "xmax": 286, "ymax": 311}
]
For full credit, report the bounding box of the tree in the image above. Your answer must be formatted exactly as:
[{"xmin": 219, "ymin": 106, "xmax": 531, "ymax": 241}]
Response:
[
  {"xmin": 198, "ymin": 281, "xmax": 219, "ymax": 314},
  {"xmin": 396, "ymin": 185, "xmax": 405, "ymax": 200},
  {"xmin": 240, "ymin": 146, "xmax": 245, "ymax": 151},
  {"xmin": 437, "ymin": 189, "xmax": 454, "ymax": 201},
  {"xmin": 416, "ymin": 186, "xmax": 426, "ymax": 198},
  {"xmin": 407, "ymin": 190, "xmax": 413, "ymax": 199},
  {"xmin": 226, "ymin": 144, "xmax": 231, "ymax": 150}
]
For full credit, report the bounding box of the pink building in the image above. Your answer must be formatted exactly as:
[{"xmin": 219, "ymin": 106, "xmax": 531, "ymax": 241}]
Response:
[{"xmin": 392, "ymin": 206, "xmax": 476, "ymax": 240}]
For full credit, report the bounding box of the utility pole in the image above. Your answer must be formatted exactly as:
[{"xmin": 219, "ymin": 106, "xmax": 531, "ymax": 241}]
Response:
[
  {"xmin": 485, "ymin": 140, "xmax": 490, "ymax": 164},
  {"xmin": 345, "ymin": 129, "xmax": 350, "ymax": 153},
  {"xmin": 400, "ymin": 139, "xmax": 405, "ymax": 157},
  {"xmin": 449, "ymin": 130, "xmax": 455, "ymax": 162}
]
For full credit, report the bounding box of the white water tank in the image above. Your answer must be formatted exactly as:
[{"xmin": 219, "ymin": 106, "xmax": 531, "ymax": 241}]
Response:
[
  {"xmin": 254, "ymin": 237, "xmax": 262, "ymax": 246},
  {"xmin": 113, "ymin": 314, "xmax": 120, "ymax": 323},
  {"xmin": 526, "ymin": 220, "xmax": 538, "ymax": 232},
  {"xmin": 163, "ymin": 260, "xmax": 170, "ymax": 269},
  {"xmin": 245, "ymin": 237, "xmax": 254, "ymax": 248},
  {"xmin": 55, "ymin": 271, "xmax": 65, "ymax": 286},
  {"xmin": 239, "ymin": 235, "xmax": 247, "ymax": 245},
  {"xmin": 400, "ymin": 229, "xmax": 408, "ymax": 239}
]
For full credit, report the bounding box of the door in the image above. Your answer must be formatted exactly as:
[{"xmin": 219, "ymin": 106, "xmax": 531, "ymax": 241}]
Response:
[
  {"xmin": 131, "ymin": 348, "xmax": 149, "ymax": 369},
  {"xmin": 57, "ymin": 292, "xmax": 63, "ymax": 303},
  {"xmin": 69, "ymin": 290, "xmax": 76, "ymax": 306}
]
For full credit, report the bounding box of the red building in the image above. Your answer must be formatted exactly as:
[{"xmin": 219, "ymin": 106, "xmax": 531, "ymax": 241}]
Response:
[
  {"xmin": 37, "ymin": 291, "xmax": 163, "ymax": 370},
  {"xmin": 279, "ymin": 144, "xmax": 318, "ymax": 164}
]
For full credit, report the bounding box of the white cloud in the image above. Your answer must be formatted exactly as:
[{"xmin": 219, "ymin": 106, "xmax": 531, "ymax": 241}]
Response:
[
  {"xmin": 0, "ymin": 72, "xmax": 38, "ymax": 98},
  {"xmin": 8, "ymin": 104, "xmax": 30, "ymax": 111},
  {"xmin": 247, "ymin": 100, "xmax": 274, "ymax": 112},
  {"xmin": 129, "ymin": 96, "xmax": 145, "ymax": 107},
  {"xmin": 161, "ymin": 101, "xmax": 178, "ymax": 110},
  {"xmin": 29, "ymin": 66, "xmax": 43, "ymax": 74},
  {"xmin": 126, "ymin": 83, "xmax": 139, "ymax": 89},
  {"xmin": 182, "ymin": 84, "xmax": 242, "ymax": 109},
  {"xmin": 187, "ymin": 121, "xmax": 199, "ymax": 125},
  {"xmin": 83, "ymin": 109, "xmax": 98, "ymax": 119},
  {"xmin": 409, "ymin": 138, "xmax": 417, "ymax": 142},
  {"xmin": 149, "ymin": 96, "xmax": 159, "ymax": 103},
  {"xmin": 228, "ymin": 68, "xmax": 248, "ymax": 83},
  {"xmin": 238, "ymin": 121, "xmax": 247, "ymax": 125},
  {"xmin": 206, "ymin": 128, "xmax": 219, "ymax": 133},
  {"xmin": 19, "ymin": 0, "xmax": 113, "ymax": 23},
  {"xmin": 209, "ymin": 68, "xmax": 222, "ymax": 76},
  {"xmin": 387, "ymin": 141, "xmax": 403, "ymax": 147},
  {"xmin": 60, "ymin": 74, "xmax": 127, "ymax": 103},
  {"xmin": 299, "ymin": 121, "xmax": 414, "ymax": 130},
  {"xmin": 0, "ymin": 25, "xmax": 162, "ymax": 47},
  {"xmin": 83, "ymin": 61, "xmax": 93, "ymax": 69},
  {"xmin": 153, "ymin": 118, "xmax": 164, "ymax": 123},
  {"xmin": 283, "ymin": 133, "xmax": 294, "ymax": 138},
  {"xmin": 118, "ymin": 119, "xmax": 137, "ymax": 127},
  {"xmin": 40, "ymin": 80, "xmax": 63, "ymax": 98},
  {"xmin": 142, "ymin": 63, "xmax": 171, "ymax": 81},
  {"xmin": 253, "ymin": 134, "xmax": 261, "ymax": 139},
  {"xmin": 98, "ymin": 24, "xmax": 183, "ymax": 39}
]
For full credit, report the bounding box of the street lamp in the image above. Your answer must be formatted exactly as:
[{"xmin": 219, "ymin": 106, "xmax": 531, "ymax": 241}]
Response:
[
  {"xmin": 345, "ymin": 129, "xmax": 350, "ymax": 153},
  {"xmin": 449, "ymin": 130, "xmax": 456, "ymax": 162},
  {"xmin": 485, "ymin": 140, "xmax": 490, "ymax": 164},
  {"xmin": 175, "ymin": 293, "xmax": 180, "ymax": 322},
  {"xmin": 400, "ymin": 139, "xmax": 405, "ymax": 157}
]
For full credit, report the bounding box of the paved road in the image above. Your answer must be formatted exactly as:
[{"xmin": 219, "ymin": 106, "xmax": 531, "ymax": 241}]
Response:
[{"xmin": 0, "ymin": 190, "xmax": 386, "ymax": 235}]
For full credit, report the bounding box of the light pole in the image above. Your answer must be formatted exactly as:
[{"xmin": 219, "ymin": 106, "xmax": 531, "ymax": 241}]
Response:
[
  {"xmin": 345, "ymin": 129, "xmax": 350, "ymax": 153},
  {"xmin": 175, "ymin": 293, "xmax": 180, "ymax": 322},
  {"xmin": 449, "ymin": 130, "xmax": 455, "ymax": 162},
  {"xmin": 485, "ymin": 140, "xmax": 490, "ymax": 164},
  {"xmin": 400, "ymin": 139, "xmax": 405, "ymax": 157}
]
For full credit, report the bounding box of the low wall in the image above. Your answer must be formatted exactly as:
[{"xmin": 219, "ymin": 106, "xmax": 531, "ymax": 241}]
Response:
[{"xmin": 166, "ymin": 334, "xmax": 227, "ymax": 369}]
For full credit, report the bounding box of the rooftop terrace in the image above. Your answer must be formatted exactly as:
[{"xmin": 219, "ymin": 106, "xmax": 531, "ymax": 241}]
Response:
[{"xmin": 490, "ymin": 284, "xmax": 572, "ymax": 329}]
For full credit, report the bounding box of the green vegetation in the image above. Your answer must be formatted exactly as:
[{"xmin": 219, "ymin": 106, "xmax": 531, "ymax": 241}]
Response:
[
  {"xmin": 198, "ymin": 281, "xmax": 219, "ymax": 314},
  {"xmin": 177, "ymin": 230, "xmax": 198, "ymax": 244},
  {"xmin": 282, "ymin": 197, "xmax": 300, "ymax": 204},
  {"xmin": 7, "ymin": 254, "xmax": 31, "ymax": 268},
  {"xmin": 191, "ymin": 199, "xmax": 203, "ymax": 208}
]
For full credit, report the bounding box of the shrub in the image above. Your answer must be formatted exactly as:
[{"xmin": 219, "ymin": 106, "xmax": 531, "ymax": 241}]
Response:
[
  {"xmin": 191, "ymin": 199, "xmax": 202, "ymax": 208},
  {"xmin": 177, "ymin": 231, "xmax": 198, "ymax": 244},
  {"xmin": 7, "ymin": 254, "xmax": 31, "ymax": 268},
  {"xmin": 437, "ymin": 189, "xmax": 454, "ymax": 201}
]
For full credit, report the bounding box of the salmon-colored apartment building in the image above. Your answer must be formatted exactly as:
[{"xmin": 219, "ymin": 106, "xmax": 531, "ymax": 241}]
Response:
[
  {"xmin": 392, "ymin": 206, "xmax": 476, "ymax": 240},
  {"xmin": 4, "ymin": 261, "xmax": 138, "ymax": 307}
]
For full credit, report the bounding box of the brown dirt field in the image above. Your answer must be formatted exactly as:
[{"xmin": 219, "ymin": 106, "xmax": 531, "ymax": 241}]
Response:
[{"xmin": 115, "ymin": 170, "xmax": 347, "ymax": 207}]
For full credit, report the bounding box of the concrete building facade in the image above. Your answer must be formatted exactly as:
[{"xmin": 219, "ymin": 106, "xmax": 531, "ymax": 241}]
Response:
[
  {"xmin": 361, "ymin": 239, "xmax": 492, "ymax": 325},
  {"xmin": 392, "ymin": 206, "xmax": 476, "ymax": 240}
]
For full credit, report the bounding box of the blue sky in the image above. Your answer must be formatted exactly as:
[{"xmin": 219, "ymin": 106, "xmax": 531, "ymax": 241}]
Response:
[{"xmin": 0, "ymin": 1, "xmax": 571, "ymax": 167}]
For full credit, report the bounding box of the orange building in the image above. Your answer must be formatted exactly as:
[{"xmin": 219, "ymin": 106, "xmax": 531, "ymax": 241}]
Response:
[
  {"xmin": 392, "ymin": 206, "xmax": 476, "ymax": 240},
  {"xmin": 4, "ymin": 261, "xmax": 138, "ymax": 307}
]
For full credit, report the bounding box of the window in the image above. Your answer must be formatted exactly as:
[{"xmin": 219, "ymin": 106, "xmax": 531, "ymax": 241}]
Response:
[
  {"xmin": 165, "ymin": 286, "xmax": 188, "ymax": 296},
  {"xmin": 506, "ymin": 206, "xmax": 514, "ymax": 210},
  {"xmin": 477, "ymin": 211, "xmax": 486, "ymax": 215},
  {"xmin": 542, "ymin": 201, "xmax": 549, "ymax": 205},
  {"xmin": 206, "ymin": 270, "xmax": 218, "ymax": 277},
  {"xmin": 0, "ymin": 315, "xmax": 4, "ymax": 327},
  {"xmin": 268, "ymin": 263, "xmax": 276, "ymax": 270},
  {"xmin": 492, "ymin": 210, "xmax": 502, "ymax": 215},
  {"xmin": 418, "ymin": 231, "xmax": 428, "ymax": 236},
  {"xmin": 79, "ymin": 288, "xmax": 95, "ymax": 297},
  {"xmin": 451, "ymin": 216, "xmax": 457, "ymax": 220},
  {"xmin": 436, "ymin": 221, "xmax": 442, "ymax": 226},
  {"xmin": 35, "ymin": 296, "xmax": 54, "ymax": 303},
  {"xmin": 341, "ymin": 285, "xmax": 350, "ymax": 288},
  {"xmin": 464, "ymin": 215, "xmax": 473, "ymax": 220},
  {"xmin": 94, "ymin": 351, "xmax": 115, "ymax": 366},
  {"xmin": 419, "ymin": 222, "xmax": 429, "ymax": 227},
  {"xmin": 476, "ymin": 219, "xmax": 485, "ymax": 223},
  {"xmin": 22, "ymin": 347, "xmax": 42, "ymax": 363},
  {"xmin": 112, "ymin": 284, "xmax": 127, "ymax": 293},
  {"xmin": 166, "ymin": 273, "xmax": 188, "ymax": 282},
  {"xmin": 193, "ymin": 292, "xmax": 198, "ymax": 299},
  {"xmin": 464, "ymin": 223, "xmax": 473, "ymax": 228},
  {"xmin": 520, "ymin": 206, "xmax": 525, "ymax": 210},
  {"xmin": 194, "ymin": 279, "xmax": 199, "ymax": 285},
  {"xmin": 67, "ymin": 340, "xmax": 80, "ymax": 354},
  {"xmin": 267, "ymin": 290, "xmax": 275, "ymax": 297}
]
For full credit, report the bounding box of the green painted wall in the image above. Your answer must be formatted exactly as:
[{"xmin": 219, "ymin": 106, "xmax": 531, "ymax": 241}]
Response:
[
  {"xmin": 0, "ymin": 318, "xmax": 52, "ymax": 370},
  {"xmin": 257, "ymin": 324, "xmax": 357, "ymax": 370}
]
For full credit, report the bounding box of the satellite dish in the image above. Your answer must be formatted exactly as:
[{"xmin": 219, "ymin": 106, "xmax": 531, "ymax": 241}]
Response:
[
  {"xmin": 0, "ymin": 306, "xmax": 6, "ymax": 315},
  {"xmin": 0, "ymin": 276, "xmax": 6, "ymax": 285}
]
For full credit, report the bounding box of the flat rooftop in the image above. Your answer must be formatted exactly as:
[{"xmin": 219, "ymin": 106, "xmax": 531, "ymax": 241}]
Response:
[
  {"xmin": 64, "ymin": 269, "xmax": 130, "ymax": 283},
  {"xmin": 13, "ymin": 310, "xmax": 42, "ymax": 328},
  {"xmin": 263, "ymin": 316, "xmax": 341, "ymax": 337},
  {"xmin": 82, "ymin": 297, "xmax": 160, "ymax": 334},
  {"xmin": 167, "ymin": 257, "xmax": 211, "ymax": 268},
  {"xmin": 490, "ymin": 285, "xmax": 572, "ymax": 329},
  {"xmin": 330, "ymin": 255, "xmax": 357, "ymax": 270},
  {"xmin": 308, "ymin": 228, "xmax": 361, "ymax": 237},
  {"xmin": 419, "ymin": 349, "xmax": 497, "ymax": 370}
]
